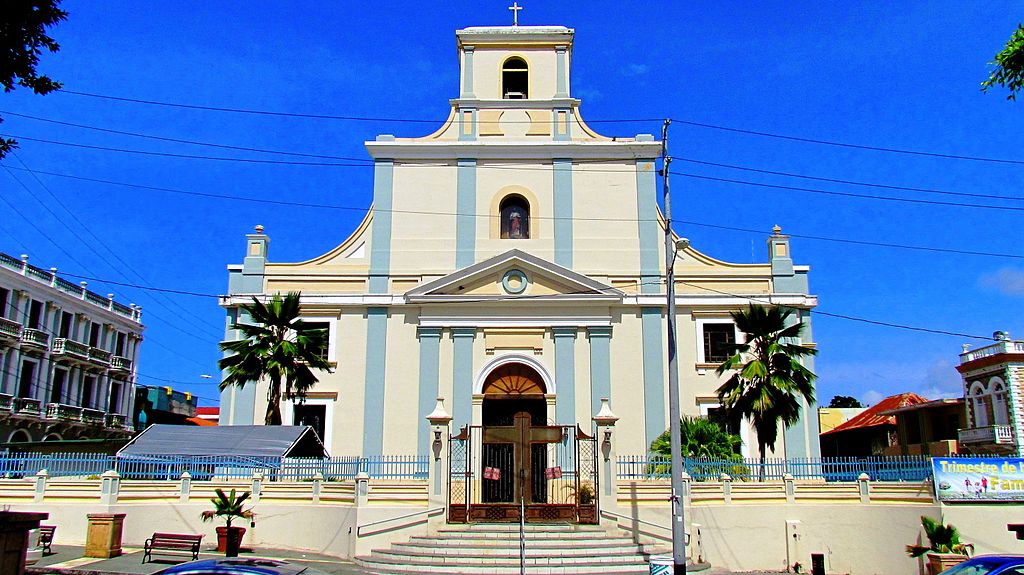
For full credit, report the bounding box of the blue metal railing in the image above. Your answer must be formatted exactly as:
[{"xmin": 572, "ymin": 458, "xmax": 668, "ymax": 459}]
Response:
[
  {"xmin": 617, "ymin": 454, "xmax": 998, "ymax": 482},
  {"xmin": 0, "ymin": 452, "xmax": 428, "ymax": 481}
]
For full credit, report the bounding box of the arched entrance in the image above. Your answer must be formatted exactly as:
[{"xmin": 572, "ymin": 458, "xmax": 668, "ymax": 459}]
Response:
[{"xmin": 447, "ymin": 361, "xmax": 599, "ymax": 523}]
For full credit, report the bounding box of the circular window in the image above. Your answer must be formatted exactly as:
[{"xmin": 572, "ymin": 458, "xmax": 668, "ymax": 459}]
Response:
[{"xmin": 502, "ymin": 269, "xmax": 529, "ymax": 294}]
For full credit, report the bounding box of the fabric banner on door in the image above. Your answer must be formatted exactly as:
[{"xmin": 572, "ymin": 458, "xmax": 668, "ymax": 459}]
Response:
[{"xmin": 932, "ymin": 457, "xmax": 1024, "ymax": 502}]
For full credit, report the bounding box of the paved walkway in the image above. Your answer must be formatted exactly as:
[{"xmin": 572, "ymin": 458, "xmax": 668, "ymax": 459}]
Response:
[{"xmin": 26, "ymin": 544, "xmax": 370, "ymax": 575}]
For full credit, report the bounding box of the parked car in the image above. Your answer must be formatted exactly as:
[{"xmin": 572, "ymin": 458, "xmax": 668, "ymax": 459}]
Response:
[
  {"xmin": 153, "ymin": 558, "xmax": 330, "ymax": 575},
  {"xmin": 939, "ymin": 555, "xmax": 1024, "ymax": 575}
]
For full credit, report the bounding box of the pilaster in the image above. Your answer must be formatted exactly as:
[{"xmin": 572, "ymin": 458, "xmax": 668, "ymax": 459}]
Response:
[
  {"xmin": 553, "ymin": 327, "xmax": 577, "ymax": 425},
  {"xmin": 417, "ymin": 327, "xmax": 443, "ymax": 458},
  {"xmin": 452, "ymin": 327, "xmax": 476, "ymax": 428}
]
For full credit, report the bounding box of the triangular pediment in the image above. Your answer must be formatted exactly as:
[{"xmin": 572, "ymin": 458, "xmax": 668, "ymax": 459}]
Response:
[{"xmin": 406, "ymin": 250, "xmax": 621, "ymax": 302}]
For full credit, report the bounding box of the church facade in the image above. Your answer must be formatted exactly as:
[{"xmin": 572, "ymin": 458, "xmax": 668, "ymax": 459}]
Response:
[{"xmin": 218, "ymin": 24, "xmax": 820, "ymax": 463}]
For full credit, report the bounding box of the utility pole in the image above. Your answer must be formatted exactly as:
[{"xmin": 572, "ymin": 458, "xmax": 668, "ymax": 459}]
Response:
[{"xmin": 661, "ymin": 118, "xmax": 687, "ymax": 575}]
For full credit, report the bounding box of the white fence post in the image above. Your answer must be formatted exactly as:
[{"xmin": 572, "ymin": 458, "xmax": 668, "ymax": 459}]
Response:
[
  {"xmin": 251, "ymin": 471, "xmax": 263, "ymax": 504},
  {"xmin": 721, "ymin": 473, "xmax": 732, "ymax": 504},
  {"xmin": 179, "ymin": 471, "xmax": 191, "ymax": 503},
  {"xmin": 783, "ymin": 473, "xmax": 795, "ymax": 503},
  {"xmin": 34, "ymin": 469, "xmax": 48, "ymax": 502},
  {"xmin": 100, "ymin": 470, "xmax": 120, "ymax": 505},
  {"xmin": 312, "ymin": 472, "xmax": 323, "ymax": 504},
  {"xmin": 858, "ymin": 472, "xmax": 871, "ymax": 503},
  {"xmin": 355, "ymin": 472, "xmax": 369, "ymax": 507}
]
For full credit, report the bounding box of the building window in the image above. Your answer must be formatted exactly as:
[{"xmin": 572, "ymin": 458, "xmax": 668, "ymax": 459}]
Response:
[
  {"xmin": 969, "ymin": 381, "xmax": 991, "ymax": 427},
  {"xmin": 0, "ymin": 287, "xmax": 8, "ymax": 319},
  {"xmin": 703, "ymin": 323, "xmax": 735, "ymax": 363},
  {"xmin": 18, "ymin": 360, "xmax": 36, "ymax": 398},
  {"xmin": 294, "ymin": 403, "xmax": 327, "ymax": 443},
  {"xmin": 28, "ymin": 300, "xmax": 42, "ymax": 329},
  {"xmin": 51, "ymin": 368, "xmax": 67, "ymax": 404},
  {"xmin": 500, "ymin": 195, "xmax": 530, "ymax": 239},
  {"xmin": 502, "ymin": 57, "xmax": 528, "ymax": 99},
  {"xmin": 992, "ymin": 379, "xmax": 1010, "ymax": 425},
  {"xmin": 89, "ymin": 322, "xmax": 101, "ymax": 347},
  {"xmin": 115, "ymin": 332, "xmax": 127, "ymax": 356},
  {"xmin": 81, "ymin": 375, "xmax": 96, "ymax": 409},
  {"xmin": 59, "ymin": 311, "xmax": 73, "ymax": 338},
  {"xmin": 301, "ymin": 321, "xmax": 330, "ymax": 361},
  {"xmin": 110, "ymin": 380, "xmax": 123, "ymax": 413}
]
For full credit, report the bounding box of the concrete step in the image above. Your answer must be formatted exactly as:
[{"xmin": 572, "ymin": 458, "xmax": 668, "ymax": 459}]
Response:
[
  {"xmin": 392, "ymin": 541, "xmax": 658, "ymax": 555},
  {"xmin": 408, "ymin": 534, "xmax": 643, "ymax": 545}
]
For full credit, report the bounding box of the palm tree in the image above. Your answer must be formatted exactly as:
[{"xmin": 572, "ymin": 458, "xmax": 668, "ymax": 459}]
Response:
[
  {"xmin": 715, "ymin": 304, "xmax": 817, "ymax": 479},
  {"xmin": 650, "ymin": 417, "xmax": 741, "ymax": 461},
  {"xmin": 219, "ymin": 292, "xmax": 332, "ymax": 425}
]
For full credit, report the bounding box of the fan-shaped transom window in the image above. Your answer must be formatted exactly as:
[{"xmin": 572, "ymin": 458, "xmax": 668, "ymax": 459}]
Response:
[
  {"xmin": 968, "ymin": 378, "xmax": 1011, "ymax": 428},
  {"xmin": 483, "ymin": 363, "xmax": 546, "ymax": 396},
  {"xmin": 502, "ymin": 57, "xmax": 528, "ymax": 99},
  {"xmin": 500, "ymin": 195, "xmax": 530, "ymax": 239}
]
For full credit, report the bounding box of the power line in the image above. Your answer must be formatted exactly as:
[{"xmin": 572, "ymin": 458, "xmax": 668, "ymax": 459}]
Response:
[
  {"xmin": 57, "ymin": 89, "xmax": 662, "ymax": 124},
  {"xmin": 10, "ymin": 153, "xmax": 226, "ymax": 338},
  {"xmin": 674, "ymin": 119, "xmax": 1024, "ymax": 166},
  {"xmin": 674, "ymin": 157, "xmax": 1024, "ymax": 202},
  {"xmin": 0, "ymin": 110, "xmax": 371, "ymax": 161},
  {"xmin": 670, "ymin": 171, "xmax": 1024, "ymax": 213},
  {"xmin": 6, "ymin": 165, "xmax": 1023, "ymax": 259},
  {"xmin": 55, "ymin": 271, "xmax": 220, "ymax": 298},
  {"xmin": 54, "ymin": 90, "xmax": 1024, "ymax": 164}
]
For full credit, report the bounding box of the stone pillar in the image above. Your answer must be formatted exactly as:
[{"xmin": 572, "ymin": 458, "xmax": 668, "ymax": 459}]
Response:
[
  {"xmin": 179, "ymin": 471, "xmax": 191, "ymax": 503},
  {"xmin": 0, "ymin": 511, "xmax": 48, "ymax": 575},
  {"xmin": 84, "ymin": 513, "xmax": 125, "ymax": 558},
  {"xmin": 721, "ymin": 473, "xmax": 733, "ymax": 504},
  {"xmin": 251, "ymin": 471, "xmax": 263, "ymax": 504},
  {"xmin": 100, "ymin": 470, "xmax": 119, "ymax": 505},
  {"xmin": 33, "ymin": 469, "xmax": 47, "ymax": 502},
  {"xmin": 355, "ymin": 472, "xmax": 369, "ymax": 508},
  {"xmin": 783, "ymin": 473, "xmax": 796, "ymax": 503},
  {"xmin": 858, "ymin": 472, "xmax": 871, "ymax": 503},
  {"xmin": 311, "ymin": 472, "xmax": 323, "ymax": 504}
]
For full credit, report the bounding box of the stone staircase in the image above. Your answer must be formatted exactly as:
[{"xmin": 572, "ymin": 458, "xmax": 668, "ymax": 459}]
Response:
[{"xmin": 354, "ymin": 522, "xmax": 679, "ymax": 575}]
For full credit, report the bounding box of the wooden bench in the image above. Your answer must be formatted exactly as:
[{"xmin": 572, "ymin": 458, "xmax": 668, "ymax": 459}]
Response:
[
  {"xmin": 37, "ymin": 525, "xmax": 55, "ymax": 554},
  {"xmin": 142, "ymin": 532, "xmax": 203, "ymax": 563}
]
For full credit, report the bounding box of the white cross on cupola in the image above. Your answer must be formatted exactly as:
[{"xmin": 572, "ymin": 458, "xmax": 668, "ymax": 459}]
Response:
[{"xmin": 508, "ymin": 2, "xmax": 523, "ymax": 26}]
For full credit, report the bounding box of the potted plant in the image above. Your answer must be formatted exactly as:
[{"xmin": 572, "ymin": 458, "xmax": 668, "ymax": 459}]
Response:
[
  {"xmin": 906, "ymin": 515, "xmax": 973, "ymax": 575},
  {"xmin": 201, "ymin": 488, "xmax": 253, "ymax": 557},
  {"xmin": 566, "ymin": 482, "xmax": 598, "ymax": 524}
]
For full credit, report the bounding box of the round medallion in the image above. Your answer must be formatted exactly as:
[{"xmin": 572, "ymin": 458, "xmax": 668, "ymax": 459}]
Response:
[{"xmin": 502, "ymin": 269, "xmax": 529, "ymax": 294}]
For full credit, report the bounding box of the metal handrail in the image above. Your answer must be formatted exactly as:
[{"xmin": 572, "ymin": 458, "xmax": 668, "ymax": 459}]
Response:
[
  {"xmin": 356, "ymin": 506, "xmax": 445, "ymax": 536},
  {"xmin": 519, "ymin": 496, "xmax": 526, "ymax": 575},
  {"xmin": 601, "ymin": 509, "xmax": 690, "ymax": 544}
]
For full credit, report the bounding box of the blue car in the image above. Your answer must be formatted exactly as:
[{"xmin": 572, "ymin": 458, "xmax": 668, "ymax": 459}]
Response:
[
  {"xmin": 153, "ymin": 558, "xmax": 330, "ymax": 575},
  {"xmin": 940, "ymin": 556, "xmax": 1024, "ymax": 575}
]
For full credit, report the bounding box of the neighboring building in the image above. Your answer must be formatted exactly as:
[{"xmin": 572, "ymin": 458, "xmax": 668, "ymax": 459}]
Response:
[
  {"xmin": 191, "ymin": 406, "xmax": 219, "ymax": 426},
  {"xmin": 819, "ymin": 393, "xmax": 928, "ymax": 457},
  {"xmin": 132, "ymin": 384, "xmax": 198, "ymax": 430},
  {"xmin": 957, "ymin": 331, "xmax": 1024, "ymax": 456},
  {"xmin": 818, "ymin": 407, "xmax": 867, "ymax": 434},
  {"xmin": 0, "ymin": 252, "xmax": 142, "ymax": 442},
  {"xmin": 880, "ymin": 398, "xmax": 964, "ymax": 456},
  {"xmin": 218, "ymin": 24, "xmax": 820, "ymax": 469}
]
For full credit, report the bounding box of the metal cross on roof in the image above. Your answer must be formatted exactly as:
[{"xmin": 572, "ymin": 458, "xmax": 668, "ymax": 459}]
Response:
[{"xmin": 509, "ymin": 2, "xmax": 522, "ymax": 27}]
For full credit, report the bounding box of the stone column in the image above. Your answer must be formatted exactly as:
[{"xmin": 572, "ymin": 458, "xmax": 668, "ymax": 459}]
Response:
[{"xmin": 84, "ymin": 513, "xmax": 126, "ymax": 558}]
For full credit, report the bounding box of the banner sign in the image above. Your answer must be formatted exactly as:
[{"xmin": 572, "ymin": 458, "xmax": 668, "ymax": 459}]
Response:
[
  {"xmin": 932, "ymin": 457, "xmax": 1024, "ymax": 502},
  {"xmin": 545, "ymin": 466, "xmax": 562, "ymax": 479},
  {"xmin": 483, "ymin": 467, "xmax": 501, "ymax": 481}
]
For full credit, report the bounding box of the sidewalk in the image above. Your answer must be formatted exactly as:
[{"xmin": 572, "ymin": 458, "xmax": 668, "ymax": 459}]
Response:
[{"xmin": 26, "ymin": 544, "xmax": 370, "ymax": 575}]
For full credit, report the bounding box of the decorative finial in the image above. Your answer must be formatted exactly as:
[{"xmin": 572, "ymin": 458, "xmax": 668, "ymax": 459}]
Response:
[
  {"xmin": 509, "ymin": 2, "xmax": 522, "ymax": 26},
  {"xmin": 254, "ymin": 224, "xmax": 265, "ymax": 234},
  {"xmin": 962, "ymin": 344, "xmax": 971, "ymax": 352},
  {"xmin": 772, "ymin": 225, "xmax": 782, "ymax": 236}
]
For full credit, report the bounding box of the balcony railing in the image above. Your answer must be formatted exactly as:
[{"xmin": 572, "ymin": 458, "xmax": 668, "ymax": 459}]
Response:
[
  {"xmin": 961, "ymin": 340, "xmax": 1024, "ymax": 363},
  {"xmin": 0, "ymin": 393, "xmax": 12, "ymax": 411},
  {"xmin": 13, "ymin": 397, "xmax": 42, "ymax": 416},
  {"xmin": 81, "ymin": 408, "xmax": 105, "ymax": 425},
  {"xmin": 0, "ymin": 317, "xmax": 22, "ymax": 339},
  {"xmin": 45, "ymin": 403, "xmax": 84, "ymax": 421},
  {"xmin": 110, "ymin": 355, "xmax": 133, "ymax": 372},
  {"xmin": 88, "ymin": 347, "xmax": 112, "ymax": 365},
  {"xmin": 20, "ymin": 328, "xmax": 49, "ymax": 348},
  {"xmin": 105, "ymin": 413, "xmax": 128, "ymax": 429},
  {"xmin": 959, "ymin": 425, "xmax": 1015, "ymax": 445},
  {"xmin": 51, "ymin": 337, "xmax": 90, "ymax": 359}
]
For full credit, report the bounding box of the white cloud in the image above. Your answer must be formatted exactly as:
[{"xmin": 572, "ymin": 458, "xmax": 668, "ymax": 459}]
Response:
[
  {"xmin": 862, "ymin": 390, "xmax": 884, "ymax": 406},
  {"xmin": 978, "ymin": 267, "xmax": 1024, "ymax": 296},
  {"xmin": 622, "ymin": 63, "xmax": 650, "ymax": 76}
]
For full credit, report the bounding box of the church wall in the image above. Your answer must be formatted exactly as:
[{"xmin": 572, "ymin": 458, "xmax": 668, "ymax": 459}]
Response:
[
  {"xmin": 380, "ymin": 310, "xmax": 422, "ymax": 454},
  {"xmin": 329, "ymin": 308, "xmax": 368, "ymax": 456},
  {"xmin": 388, "ymin": 163, "xmax": 459, "ymax": 274},
  {"xmin": 470, "ymin": 47, "xmax": 558, "ymax": 100},
  {"xmin": 475, "ymin": 160, "xmax": 555, "ymax": 262},
  {"xmin": 607, "ymin": 308, "xmax": 654, "ymax": 456},
  {"xmin": 572, "ymin": 162, "xmax": 645, "ymax": 276}
]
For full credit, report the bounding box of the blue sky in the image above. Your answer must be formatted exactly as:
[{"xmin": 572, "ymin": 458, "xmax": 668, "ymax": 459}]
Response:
[{"xmin": 1, "ymin": 1, "xmax": 1022, "ymax": 409}]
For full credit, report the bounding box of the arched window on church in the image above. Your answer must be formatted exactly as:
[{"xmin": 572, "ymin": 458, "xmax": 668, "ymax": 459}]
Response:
[
  {"xmin": 502, "ymin": 57, "xmax": 528, "ymax": 99},
  {"xmin": 500, "ymin": 195, "xmax": 530, "ymax": 239}
]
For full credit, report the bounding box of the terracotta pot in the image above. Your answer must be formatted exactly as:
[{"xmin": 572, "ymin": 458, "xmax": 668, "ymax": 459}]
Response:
[
  {"xmin": 577, "ymin": 505, "xmax": 598, "ymax": 525},
  {"xmin": 216, "ymin": 526, "xmax": 246, "ymax": 556},
  {"xmin": 927, "ymin": 552, "xmax": 969, "ymax": 575}
]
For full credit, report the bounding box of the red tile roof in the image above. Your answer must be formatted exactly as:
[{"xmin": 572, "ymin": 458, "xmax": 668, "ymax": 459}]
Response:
[{"xmin": 820, "ymin": 392, "xmax": 929, "ymax": 435}]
